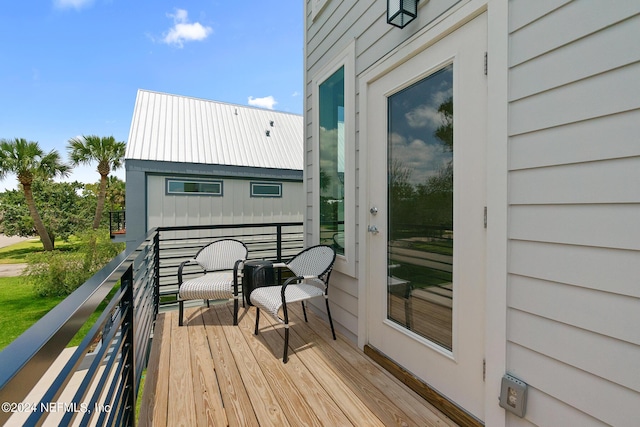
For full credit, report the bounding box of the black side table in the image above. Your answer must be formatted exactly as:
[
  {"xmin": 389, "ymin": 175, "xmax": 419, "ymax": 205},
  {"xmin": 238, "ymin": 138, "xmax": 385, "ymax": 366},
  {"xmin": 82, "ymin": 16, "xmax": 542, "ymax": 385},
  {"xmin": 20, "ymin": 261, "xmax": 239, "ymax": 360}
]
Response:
[{"xmin": 242, "ymin": 260, "xmax": 275, "ymax": 306}]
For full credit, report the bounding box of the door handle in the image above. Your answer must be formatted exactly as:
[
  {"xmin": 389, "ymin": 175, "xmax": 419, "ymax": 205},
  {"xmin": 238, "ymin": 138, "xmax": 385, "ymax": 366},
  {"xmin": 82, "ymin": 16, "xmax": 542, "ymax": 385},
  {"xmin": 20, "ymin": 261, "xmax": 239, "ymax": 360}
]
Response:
[{"xmin": 368, "ymin": 225, "xmax": 379, "ymax": 235}]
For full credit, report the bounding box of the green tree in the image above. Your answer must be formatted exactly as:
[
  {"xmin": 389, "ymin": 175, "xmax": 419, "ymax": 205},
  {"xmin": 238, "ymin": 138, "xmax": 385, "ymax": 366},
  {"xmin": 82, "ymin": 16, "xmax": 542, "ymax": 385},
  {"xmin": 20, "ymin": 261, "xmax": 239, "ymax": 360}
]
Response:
[
  {"xmin": 67, "ymin": 135, "xmax": 126, "ymax": 229},
  {"xmin": 434, "ymin": 97, "xmax": 453, "ymax": 151},
  {"xmin": 84, "ymin": 176, "xmax": 125, "ymax": 214},
  {"xmin": 0, "ymin": 138, "xmax": 70, "ymax": 251},
  {"xmin": 0, "ymin": 180, "xmax": 90, "ymax": 242},
  {"xmin": 105, "ymin": 175, "xmax": 125, "ymax": 211}
]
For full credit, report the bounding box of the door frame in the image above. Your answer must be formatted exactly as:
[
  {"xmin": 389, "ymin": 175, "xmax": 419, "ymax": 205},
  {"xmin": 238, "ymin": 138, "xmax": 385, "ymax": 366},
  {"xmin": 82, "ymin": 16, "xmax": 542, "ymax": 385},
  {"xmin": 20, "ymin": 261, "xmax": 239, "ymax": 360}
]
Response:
[{"xmin": 356, "ymin": 1, "xmax": 509, "ymax": 425}]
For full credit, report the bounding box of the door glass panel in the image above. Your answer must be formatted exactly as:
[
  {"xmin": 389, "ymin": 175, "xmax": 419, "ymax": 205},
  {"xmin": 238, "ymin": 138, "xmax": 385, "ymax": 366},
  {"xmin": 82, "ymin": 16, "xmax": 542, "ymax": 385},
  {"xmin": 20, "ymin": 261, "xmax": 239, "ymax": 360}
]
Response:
[{"xmin": 387, "ymin": 64, "xmax": 453, "ymax": 350}]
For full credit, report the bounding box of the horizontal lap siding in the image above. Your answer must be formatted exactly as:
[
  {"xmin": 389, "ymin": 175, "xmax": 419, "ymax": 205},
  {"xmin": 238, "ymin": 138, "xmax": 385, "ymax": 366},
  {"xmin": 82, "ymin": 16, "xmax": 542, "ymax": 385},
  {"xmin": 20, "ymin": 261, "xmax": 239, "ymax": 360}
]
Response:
[
  {"xmin": 507, "ymin": 1, "xmax": 640, "ymax": 425},
  {"xmin": 305, "ymin": 0, "xmax": 369, "ymax": 336}
]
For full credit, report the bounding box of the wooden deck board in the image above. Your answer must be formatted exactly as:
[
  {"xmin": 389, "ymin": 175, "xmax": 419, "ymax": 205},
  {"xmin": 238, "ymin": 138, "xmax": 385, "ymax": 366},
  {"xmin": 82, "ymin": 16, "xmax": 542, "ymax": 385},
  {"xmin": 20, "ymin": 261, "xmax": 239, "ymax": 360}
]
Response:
[
  {"xmin": 201, "ymin": 308, "xmax": 259, "ymax": 427},
  {"xmin": 167, "ymin": 310, "xmax": 196, "ymax": 426},
  {"xmin": 187, "ymin": 312, "xmax": 228, "ymax": 427},
  {"xmin": 140, "ymin": 302, "xmax": 458, "ymax": 427},
  {"xmin": 218, "ymin": 302, "xmax": 323, "ymax": 427},
  {"xmin": 139, "ymin": 311, "xmax": 170, "ymax": 427},
  {"xmin": 287, "ymin": 307, "xmax": 455, "ymax": 427}
]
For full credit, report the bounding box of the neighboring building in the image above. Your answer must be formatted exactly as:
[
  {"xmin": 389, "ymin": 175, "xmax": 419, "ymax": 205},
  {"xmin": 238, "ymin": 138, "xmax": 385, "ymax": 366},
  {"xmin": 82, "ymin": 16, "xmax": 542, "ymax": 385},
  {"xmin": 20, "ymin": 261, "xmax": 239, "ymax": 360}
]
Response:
[
  {"xmin": 304, "ymin": 1, "xmax": 639, "ymax": 426},
  {"xmin": 124, "ymin": 90, "xmax": 304, "ymax": 246}
]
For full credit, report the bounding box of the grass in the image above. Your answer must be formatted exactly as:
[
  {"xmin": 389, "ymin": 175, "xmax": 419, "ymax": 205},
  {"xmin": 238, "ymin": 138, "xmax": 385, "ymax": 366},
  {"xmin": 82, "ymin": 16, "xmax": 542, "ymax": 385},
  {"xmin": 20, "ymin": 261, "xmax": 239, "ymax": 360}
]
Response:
[
  {"xmin": 0, "ymin": 276, "xmax": 65, "ymax": 349},
  {"xmin": 0, "ymin": 269, "xmax": 118, "ymax": 351},
  {"xmin": 136, "ymin": 369, "xmax": 146, "ymax": 423},
  {"xmin": 0, "ymin": 238, "xmax": 80, "ymax": 264}
]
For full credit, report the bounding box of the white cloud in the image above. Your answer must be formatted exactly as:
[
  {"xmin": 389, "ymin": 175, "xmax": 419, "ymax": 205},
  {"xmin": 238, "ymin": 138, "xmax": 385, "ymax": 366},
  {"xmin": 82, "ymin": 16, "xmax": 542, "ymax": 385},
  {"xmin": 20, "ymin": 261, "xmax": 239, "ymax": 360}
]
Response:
[
  {"xmin": 162, "ymin": 9, "xmax": 212, "ymax": 48},
  {"xmin": 248, "ymin": 96, "xmax": 277, "ymax": 110},
  {"xmin": 405, "ymin": 104, "xmax": 441, "ymax": 129},
  {"xmin": 404, "ymin": 87, "xmax": 453, "ymax": 129},
  {"xmin": 53, "ymin": 0, "xmax": 94, "ymax": 9},
  {"xmin": 390, "ymin": 132, "xmax": 451, "ymax": 184}
]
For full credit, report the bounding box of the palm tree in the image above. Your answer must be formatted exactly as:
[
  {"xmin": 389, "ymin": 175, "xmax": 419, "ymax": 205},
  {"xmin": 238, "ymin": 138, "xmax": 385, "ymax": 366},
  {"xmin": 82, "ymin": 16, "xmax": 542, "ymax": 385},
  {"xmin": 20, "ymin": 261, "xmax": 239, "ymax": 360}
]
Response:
[
  {"xmin": 0, "ymin": 138, "xmax": 70, "ymax": 251},
  {"xmin": 67, "ymin": 135, "xmax": 126, "ymax": 229}
]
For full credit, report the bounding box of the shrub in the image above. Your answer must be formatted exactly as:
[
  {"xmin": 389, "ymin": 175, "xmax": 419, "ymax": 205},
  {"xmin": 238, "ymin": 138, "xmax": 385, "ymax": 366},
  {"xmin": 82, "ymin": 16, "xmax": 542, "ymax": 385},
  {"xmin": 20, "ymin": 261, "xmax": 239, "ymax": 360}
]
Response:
[
  {"xmin": 25, "ymin": 230, "xmax": 125, "ymax": 297},
  {"xmin": 27, "ymin": 251, "xmax": 88, "ymax": 297}
]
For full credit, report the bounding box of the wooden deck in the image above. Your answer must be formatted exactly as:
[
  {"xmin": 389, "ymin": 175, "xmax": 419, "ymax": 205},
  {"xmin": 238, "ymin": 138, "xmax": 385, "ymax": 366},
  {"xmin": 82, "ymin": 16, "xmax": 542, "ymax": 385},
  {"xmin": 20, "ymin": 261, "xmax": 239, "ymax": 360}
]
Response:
[{"xmin": 139, "ymin": 302, "xmax": 457, "ymax": 426}]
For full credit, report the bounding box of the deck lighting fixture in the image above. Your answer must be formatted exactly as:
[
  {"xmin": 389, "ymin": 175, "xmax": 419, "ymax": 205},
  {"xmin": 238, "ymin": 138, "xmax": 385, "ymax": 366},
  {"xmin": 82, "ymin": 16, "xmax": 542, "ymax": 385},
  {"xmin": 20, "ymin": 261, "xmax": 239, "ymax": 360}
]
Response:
[{"xmin": 387, "ymin": 0, "xmax": 418, "ymax": 29}]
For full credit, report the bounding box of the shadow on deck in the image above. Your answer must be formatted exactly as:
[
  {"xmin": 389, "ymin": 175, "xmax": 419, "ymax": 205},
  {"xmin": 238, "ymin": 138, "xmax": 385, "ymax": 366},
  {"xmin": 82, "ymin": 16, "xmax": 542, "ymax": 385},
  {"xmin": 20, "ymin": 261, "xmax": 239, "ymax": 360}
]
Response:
[{"xmin": 139, "ymin": 302, "xmax": 457, "ymax": 426}]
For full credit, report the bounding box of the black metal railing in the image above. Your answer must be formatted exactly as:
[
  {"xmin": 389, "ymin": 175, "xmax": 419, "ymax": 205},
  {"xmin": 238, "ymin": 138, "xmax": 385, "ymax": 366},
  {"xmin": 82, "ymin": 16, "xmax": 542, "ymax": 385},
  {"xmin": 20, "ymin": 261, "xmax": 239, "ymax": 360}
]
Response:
[
  {"xmin": 155, "ymin": 222, "xmax": 304, "ymax": 305},
  {"xmin": 110, "ymin": 211, "xmax": 126, "ymax": 238},
  {"xmin": 0, "ymin": 229, "xmax": 159, "ymax": 426},
  {"xmin": 0, "ymin": 221, "xmax": 303, "ymax": 426}
]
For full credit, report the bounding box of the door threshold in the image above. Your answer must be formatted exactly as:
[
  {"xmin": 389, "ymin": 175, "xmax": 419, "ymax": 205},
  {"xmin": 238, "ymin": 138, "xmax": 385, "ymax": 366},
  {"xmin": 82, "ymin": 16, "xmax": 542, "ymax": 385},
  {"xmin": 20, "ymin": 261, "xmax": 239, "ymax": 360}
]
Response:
[{"xmin": 364, "ymin": 344, "xmax": 483, "ymax": 427}]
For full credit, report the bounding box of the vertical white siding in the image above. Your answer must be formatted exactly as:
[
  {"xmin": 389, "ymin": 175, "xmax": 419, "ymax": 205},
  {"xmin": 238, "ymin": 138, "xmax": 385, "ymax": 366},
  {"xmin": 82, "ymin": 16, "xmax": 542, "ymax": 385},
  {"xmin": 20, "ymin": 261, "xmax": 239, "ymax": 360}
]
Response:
[
  {"xmin": 507, "ymin": 1, "xmax": 640, "ymax": 426},
  {"xmin": 146, "ymin": 175, "xmax": 303, "ymax": 233}
]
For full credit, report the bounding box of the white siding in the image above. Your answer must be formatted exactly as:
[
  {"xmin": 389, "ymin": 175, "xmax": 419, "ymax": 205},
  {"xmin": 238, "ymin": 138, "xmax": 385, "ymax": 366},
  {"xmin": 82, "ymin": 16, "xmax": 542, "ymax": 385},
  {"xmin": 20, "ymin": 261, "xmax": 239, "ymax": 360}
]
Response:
[
  {"xmin": 507, "ymin": 1, "xmax": 640, "ymax": 425},
  {"xmin": 146, "ymin": 175, "xmax": 303, "ymax": 231}
]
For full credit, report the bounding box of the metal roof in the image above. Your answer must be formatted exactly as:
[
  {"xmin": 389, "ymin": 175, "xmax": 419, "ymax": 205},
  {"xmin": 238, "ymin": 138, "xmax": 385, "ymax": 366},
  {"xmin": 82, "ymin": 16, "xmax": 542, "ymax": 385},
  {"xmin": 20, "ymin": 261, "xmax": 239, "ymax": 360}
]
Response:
[{"xmin": 125, "ymin": 90, "xmax": 303, "ymax": 171}]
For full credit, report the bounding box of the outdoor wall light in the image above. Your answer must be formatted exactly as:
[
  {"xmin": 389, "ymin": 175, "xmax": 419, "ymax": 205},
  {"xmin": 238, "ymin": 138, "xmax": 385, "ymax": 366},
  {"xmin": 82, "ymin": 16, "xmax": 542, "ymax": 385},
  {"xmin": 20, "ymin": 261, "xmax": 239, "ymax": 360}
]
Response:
[{"xmin": 387, "ymin": 0, "xmax": 419, "ymax": 29}]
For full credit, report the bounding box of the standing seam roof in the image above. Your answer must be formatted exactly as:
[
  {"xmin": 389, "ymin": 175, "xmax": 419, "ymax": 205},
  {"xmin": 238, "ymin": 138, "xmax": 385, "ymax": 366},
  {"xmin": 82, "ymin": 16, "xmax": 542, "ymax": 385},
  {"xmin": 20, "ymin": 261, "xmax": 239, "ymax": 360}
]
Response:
[{"xmin": 125, "ymin": 89, "xmax": 303, "ymax": 171}]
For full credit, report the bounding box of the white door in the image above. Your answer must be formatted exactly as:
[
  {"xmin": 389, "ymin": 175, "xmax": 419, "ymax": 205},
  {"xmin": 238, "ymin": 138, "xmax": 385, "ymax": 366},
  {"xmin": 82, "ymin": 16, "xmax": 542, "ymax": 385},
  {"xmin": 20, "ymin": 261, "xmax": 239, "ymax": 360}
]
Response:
[{"xmin": 366, "ymin": 13, "xmax": 487, "ymax": 420}]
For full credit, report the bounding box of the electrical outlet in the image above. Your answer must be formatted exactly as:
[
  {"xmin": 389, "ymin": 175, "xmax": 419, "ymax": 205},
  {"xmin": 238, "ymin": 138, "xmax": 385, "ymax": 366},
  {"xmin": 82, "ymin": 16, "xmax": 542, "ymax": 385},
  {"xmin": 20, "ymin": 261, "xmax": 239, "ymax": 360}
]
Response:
[{"xmin": 499, "ymin": 374, "xmax": 528, "ymax": 417}]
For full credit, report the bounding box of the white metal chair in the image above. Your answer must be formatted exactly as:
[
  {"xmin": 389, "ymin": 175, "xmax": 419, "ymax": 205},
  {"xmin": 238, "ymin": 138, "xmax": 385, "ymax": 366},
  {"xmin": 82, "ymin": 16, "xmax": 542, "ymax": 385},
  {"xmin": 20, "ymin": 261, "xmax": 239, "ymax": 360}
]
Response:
[
  {"xmin": 177, "ymin": 239, "xmax": 248, "ymax": 326},
  {"xmin": 250, "ymin": 245, "xmax": 336, "ymax": 363}
]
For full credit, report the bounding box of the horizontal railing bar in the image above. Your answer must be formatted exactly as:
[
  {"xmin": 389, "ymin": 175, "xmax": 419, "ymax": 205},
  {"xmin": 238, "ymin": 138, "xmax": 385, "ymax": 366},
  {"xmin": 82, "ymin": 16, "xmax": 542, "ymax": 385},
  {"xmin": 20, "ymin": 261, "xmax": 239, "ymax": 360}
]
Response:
[
  {"xmin": 0, "ymin": 229, "xmax": 158, "ymax": 425},
  {"xmin": 63, "ymin": 324, "xmax": 127, "ymax": 426},
  {"xmin": 156, "ymin": 221, "xmax": 302, "ymax": 233},
  {"xmin": 25, "ymin": 294, "xmax": 127, "ymax": 425},
  {"xmin": 2, "ymin": 221, "xmax": 305, "ymax": 425}
]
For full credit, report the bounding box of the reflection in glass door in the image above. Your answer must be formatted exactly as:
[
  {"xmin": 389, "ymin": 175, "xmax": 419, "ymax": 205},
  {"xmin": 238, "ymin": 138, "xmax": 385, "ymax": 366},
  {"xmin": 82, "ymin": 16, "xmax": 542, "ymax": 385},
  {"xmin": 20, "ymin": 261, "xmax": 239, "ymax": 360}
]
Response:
[{"xmin": 387, "ymin": 64, "xmax": 454, "ymax": 350}]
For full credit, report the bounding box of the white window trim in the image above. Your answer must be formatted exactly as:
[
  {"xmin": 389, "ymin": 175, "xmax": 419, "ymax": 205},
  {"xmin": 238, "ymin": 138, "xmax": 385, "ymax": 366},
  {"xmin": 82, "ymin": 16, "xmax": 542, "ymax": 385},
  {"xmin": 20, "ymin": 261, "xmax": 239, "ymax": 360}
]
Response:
[{"xmin": 312, "ymin": 40, "xmax": 356, "ymax": 277}]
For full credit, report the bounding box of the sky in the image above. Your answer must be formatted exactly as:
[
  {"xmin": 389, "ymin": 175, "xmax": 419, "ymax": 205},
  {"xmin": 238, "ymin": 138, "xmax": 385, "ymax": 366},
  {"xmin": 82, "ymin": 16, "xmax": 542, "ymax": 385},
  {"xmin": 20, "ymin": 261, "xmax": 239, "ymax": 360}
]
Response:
[{"xmin": 0, "ymin": 0, "xmax": 304, "ymax": 191}]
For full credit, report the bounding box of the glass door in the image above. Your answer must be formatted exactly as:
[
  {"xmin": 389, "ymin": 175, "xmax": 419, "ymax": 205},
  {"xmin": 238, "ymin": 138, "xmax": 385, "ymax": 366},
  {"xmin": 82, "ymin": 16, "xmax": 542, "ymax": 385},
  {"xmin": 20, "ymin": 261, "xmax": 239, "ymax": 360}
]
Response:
[{"xmin": 366, "ymin": 13, "xmax": 488, "ymax": 420}]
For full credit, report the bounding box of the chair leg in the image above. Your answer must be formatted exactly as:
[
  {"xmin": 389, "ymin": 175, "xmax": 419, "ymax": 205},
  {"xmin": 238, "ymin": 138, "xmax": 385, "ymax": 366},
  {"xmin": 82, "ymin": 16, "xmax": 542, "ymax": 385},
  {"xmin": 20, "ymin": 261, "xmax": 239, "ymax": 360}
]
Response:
[
  {"xmin": 283, "ymin": 327, "xmax": 289, "ymax": 363},
  {"xmin": 179, "ymin": 300, "xmax": 184, "ymax": 326},
  {"xmin": 233, "ymin": 297, "xmax": 239, "ymax": 326},
  {"xmin": 254, "ymin": 308, "xmax": 260, "ymax": 335},
  {"xmin": 302, "ymin": 301, "xmax": 308, "ymax": 322},
  {"xmin": 325, "ymin": 297, "xmax": 336, "ymax": 340},
  {"xmin": 206, "ymin": 299, "xmax": 210, "ymax": 308}
]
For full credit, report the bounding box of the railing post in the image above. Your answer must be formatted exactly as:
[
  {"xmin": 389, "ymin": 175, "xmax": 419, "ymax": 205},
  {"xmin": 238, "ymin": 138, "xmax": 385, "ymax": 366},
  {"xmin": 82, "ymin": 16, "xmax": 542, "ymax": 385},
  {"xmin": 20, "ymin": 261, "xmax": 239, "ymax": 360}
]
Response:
[
  {"xmin": 153, "ymin": 232, "xmax": 160, "ymax": 315},
  {"xmin": 121, "ymin": 265, "xmax": 136, "ymax": 427},
  {"xmin": 276, "ymin": 225, "xmax": 283, "ymax": 284}
]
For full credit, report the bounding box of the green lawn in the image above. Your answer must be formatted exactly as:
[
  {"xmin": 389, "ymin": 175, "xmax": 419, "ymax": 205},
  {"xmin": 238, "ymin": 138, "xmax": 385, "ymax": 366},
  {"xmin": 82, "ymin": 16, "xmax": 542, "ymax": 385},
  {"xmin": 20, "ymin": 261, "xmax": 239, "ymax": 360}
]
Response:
[
  {"xmin": 0, "ymin": 276, "xmax": 116, "ymax": 351},
  {"xmin": 0, "ymin": 238, "xmax": 79, "ymax": 264},
  {"xmin": 0, "ymin": 276, "xmax": 64, "ymax": 349}
]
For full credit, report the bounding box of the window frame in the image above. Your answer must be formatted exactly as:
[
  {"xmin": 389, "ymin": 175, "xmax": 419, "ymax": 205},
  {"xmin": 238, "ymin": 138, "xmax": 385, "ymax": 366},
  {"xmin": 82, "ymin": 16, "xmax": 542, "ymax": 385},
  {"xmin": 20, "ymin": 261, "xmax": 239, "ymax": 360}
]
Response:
[
  {"xmin": 312, "ymin": 41, "xmax": 356, "ymax": 277},
  {"xmin": 165, "ymin": 178, "xmax": 223, "ymax": 196},
  {"xmin": 250, "ymin": 181, "xmax": 283, "ymax": 198}
]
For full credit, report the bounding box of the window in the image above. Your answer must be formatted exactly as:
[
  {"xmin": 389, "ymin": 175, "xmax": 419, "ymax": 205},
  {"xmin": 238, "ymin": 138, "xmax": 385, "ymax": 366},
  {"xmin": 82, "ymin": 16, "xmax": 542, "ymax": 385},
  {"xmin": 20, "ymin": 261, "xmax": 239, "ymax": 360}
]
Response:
[
  {"xmin": 166, "ymin": 179, "xmax": 223, "ymax": 196},
  {"xmin": 313, "ymin": 42, "xmax": 355, "ymax": 277},
  {"xmin": 319, "ymin": 66, "xmax": 345, "ymax": 256},
  {"xmin": 251, "ymin": 182, "xmax": 282, "ymax": 198}
]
